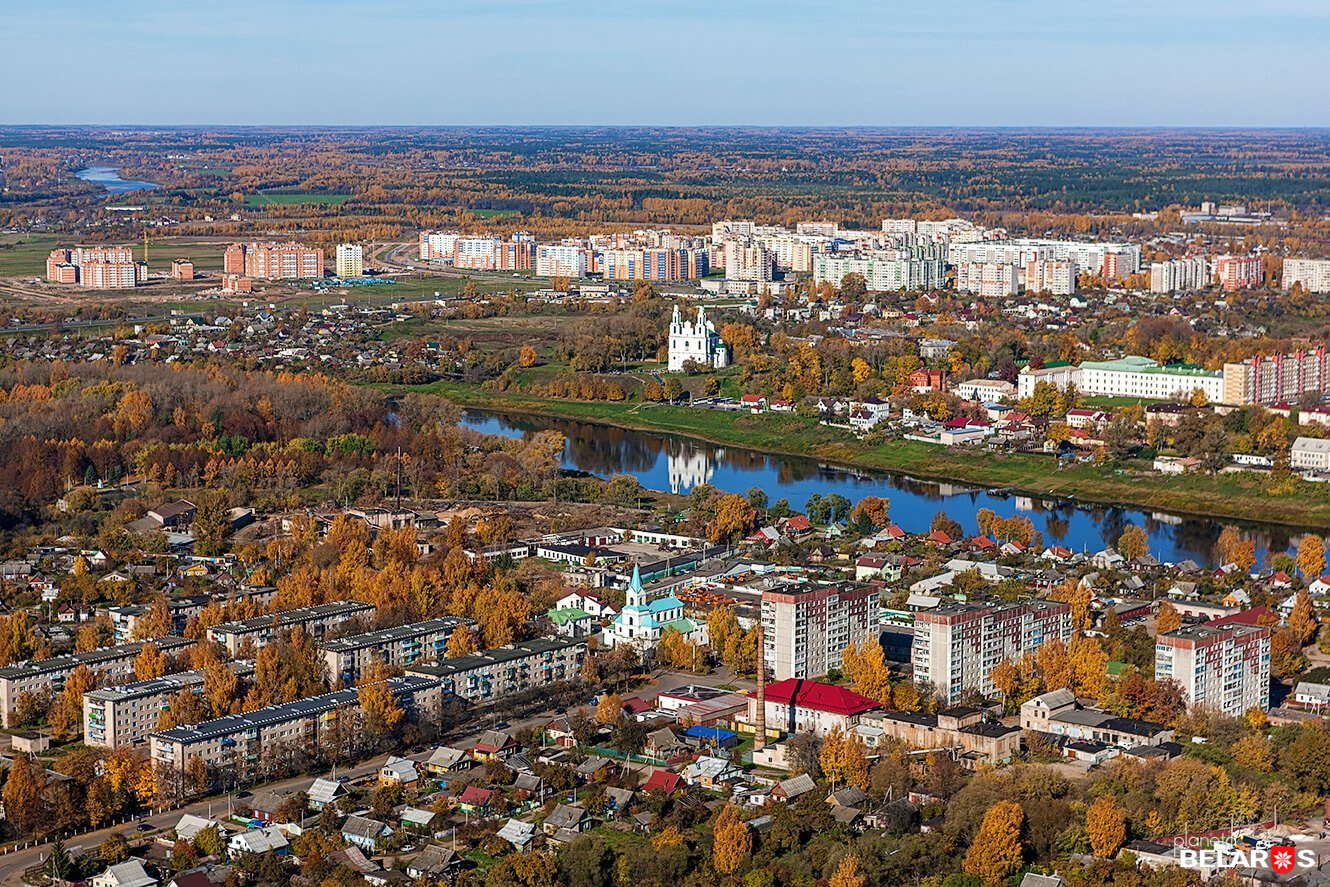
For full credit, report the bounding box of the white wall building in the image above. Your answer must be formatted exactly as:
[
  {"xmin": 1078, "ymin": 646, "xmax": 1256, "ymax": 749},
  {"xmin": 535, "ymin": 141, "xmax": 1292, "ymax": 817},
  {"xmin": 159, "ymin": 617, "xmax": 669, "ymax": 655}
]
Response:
[
  {"xmin": 1016, "ymin": 364, "xmax": 1082, "ymax": 399},
  {"xmin": 1155, "ymin": 623, "xmax": 1270, "ymax": 717},
  {"xmin": 535, "ymin": 244, "xmax": 587, "ymax": 278},
  {"xmin": 1149, "ymin": 257, "xmax": 1210, "ymax": 294},
  {"xmin": 1284, "ymin": 258, "xmax": 1330, "ymax": 294},
  {"xmin": 667, "ymin": 304, "xmax": 729, "ymax": 372},
  {"xmin": 335, "ymin": 243, "xmax": 364, "ymax": 278},
  {"xmin": 1077, "ymin": 356, "xmax": 1225, "ymax": 403}
]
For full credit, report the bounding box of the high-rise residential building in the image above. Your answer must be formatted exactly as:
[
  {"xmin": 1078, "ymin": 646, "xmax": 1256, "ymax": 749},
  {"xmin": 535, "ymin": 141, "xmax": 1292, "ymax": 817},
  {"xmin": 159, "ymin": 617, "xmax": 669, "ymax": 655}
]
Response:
[
  {"xmin": 761, "ymin": 582, "xmax": 879, "ymax": 681},
  {"xmin": 225, "ymin": 242, "xmax": 324, "ymax": 279},
  {"xmin": 1212, "ymin": 254, "xmax": 1263, "ymax": 291},
  {"xmin": 1024, "ymin": 259, "xmax": 1077, "ymax": 295},
  {"xmin": 335, "ymin": 243, "xmax": 364, "ymax": 278},
  {"xmin": 83, "ymin": 662, "xmax": 255, "ymax": 749},
  {"xmin": 1155, "ymin": 622, "xmax": 1270, "ymax": 717},
  {"xmin": 451, "ymin": 235, "xmax": 536, "ymax": 271},
  {"xmin": 170, "ymin": 259, "xmax": 195, "ymax": 281},
  {"xmin": 420, "ymin": 230, "xmax": 461, "ymax": 262},
  {"xmin": 46, "ymin": 247, "xmax": 140, "ymax": 287},
  {"xmin": 724, "ymin": 241, "xmax": 774, "ymax": 282},
  {"xmin": 0, "ymin": 637, "xmax": 196, "ymax": 728},
  {"xmin": 955, "ymin": 262, "xmax": 1020, "ymax": 297},
  {"xmin": 596, "ymin": 247, "xmax": 707, "ymax": 281},
  {"xmin": 1221, "ymin": 346, "xmax": 1330, "ymax": 406},
  {"xmin": 812, "ymin": 251, "xmax": 944, "ymax": 292},
  {"xmin": 536, "ymin": 244, "xmax": 588, "ymax": 278},
  {"xmin": 949, "ymin": 239, "xmax": 1140, "ymax": 279},
  {"xmin": 1149, "ymin": 256, "xmax": 1210, "ymax": 294},
  {"xmin": 912, "ymin": 600, "xmax": 1071, "ymax": 704},
  {"xmin": 795, "ymin": 221, "xmax": 838, "ymax": 237},
  {"xmin": 1283, "ymin": 258, "xmax": 1330, "ymax": 294}
]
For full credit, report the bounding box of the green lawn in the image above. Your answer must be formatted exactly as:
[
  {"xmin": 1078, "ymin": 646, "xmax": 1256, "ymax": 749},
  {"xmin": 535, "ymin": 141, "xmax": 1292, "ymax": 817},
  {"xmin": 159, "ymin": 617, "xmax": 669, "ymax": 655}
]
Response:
[
  {"xmin": 1080, "ymin": 395, "xmax": 1165, "ymax": 408},
  {"xmin": 0, "ymin": 234, "xmax": 58, "ymax": 277},
  {"xmin": 244, "ymin": 193, "xmax": 352, "ymax": 206},
  {"xmin": 375, "ymin": 380, "xmax": 1330, "ymax": 528}
]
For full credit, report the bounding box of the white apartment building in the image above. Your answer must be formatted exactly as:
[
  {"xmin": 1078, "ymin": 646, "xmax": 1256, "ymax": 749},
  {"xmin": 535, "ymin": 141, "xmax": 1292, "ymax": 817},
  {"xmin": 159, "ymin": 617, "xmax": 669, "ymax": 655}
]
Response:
[
  {"xmin": 761, "ymin": 582, "xmax": 879, "ymax": 681},
  {"xmin": 454, "ymin": 236, "xmax": 500, "ymax": 270},
  {"xmin": 335, "ymin": 243, "xmax": 364, "ymax": 278},
  {"xmin": 954, "ymin": 379, "xmax": 1017, "ymax": 402},
  {"xmin": 536, "ymin": 244, "xmax": 587, "ymax": 278},
  {"xmin": 949, "ymin": 239, "xmax": 1140, "ymax": 279},
  {"xmin": 83, "ymin": 662, "xmax": 254, "ymax": 749},
  {"xmin": 812, "ymin": 252, "xmax": 944, "ymax": 293},
  {"xmin": 1024, "ymin": 259, "xmax": 1077, "ymax": 295},
  {"xmin": 1149, "ymin": 256, "xmax": 1210, "ymax": 294},
  {"xmin": 405, "ymin": 636, "xmax": 588, "ymax": 703},
  {"xmin": 1284, "ymin": 258, "xmax": 1330, "ymax": 294},
  {"xmin": 911, "ymin": 600, "xmax": 1071, "ymax": 704},
  {"xmin": 1291, "ymin": 436, "xmax": 1330, "ymax": 472},
  {"xmin": 1077, "ymin": 356, "xmax": 1225, "ymax": 402},
  {"xmin": 318, "ymin": 617, "xmax": 474, "ymax": 685},
  {"xmin": 1155, "ymin": 622, "xmax": 1270, "ymax": 716},
  {"xmin": 149, "ymin": 675, "xmax": 443, "ymax": 776},
  {"xmin": 419, "ymin": 231, "xmax": 461, "ymax": 262},
  {"xmin": 0, "ymin": 637, "xmax": 196, "ymax": 728},
  {"xmin": 1016, "ymin": 364, "xmax": 1082, "ymax": 399},
  {"xmin": 207, "ymin": 600, "xmax": 375, "ymax": 657}
]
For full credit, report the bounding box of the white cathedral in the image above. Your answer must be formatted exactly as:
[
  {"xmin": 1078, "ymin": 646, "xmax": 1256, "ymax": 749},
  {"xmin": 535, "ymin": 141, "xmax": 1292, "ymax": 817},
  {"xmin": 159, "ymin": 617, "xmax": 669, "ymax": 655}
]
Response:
[{"xmin": 667, "ymin": 304, "xmax": 730, "ymax": 372}]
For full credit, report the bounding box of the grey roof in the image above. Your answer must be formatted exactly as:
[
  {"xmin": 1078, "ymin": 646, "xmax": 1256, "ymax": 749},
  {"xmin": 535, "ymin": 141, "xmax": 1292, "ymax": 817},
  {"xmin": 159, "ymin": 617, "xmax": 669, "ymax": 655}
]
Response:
[
  {"xmin": 1020, "ymin": 875, "xmax": 1066, "ymax": 887},
  {"xmin": 544, "ymin": 804, "xmax": 588, "ymax": 830},
  {"xmin": 775, "ymin": 773, "xmax": 817, "ymax": 798},
  {"xmin": 342, "ymin": 814, "xmax": 391, "ymax": 840},
  {"xmin": 426, "ymin": 746, "xmax": 468, "ymax": 769},
  {"xmin": 496, "ymin": 818, "xmax": 536, "ymax": 847},
  {"xmin": 0, "ymin": 636, "xmax": 194, "ymax": 681},
  {"xmin": 406, "ymin": 636, "xmax": 587, "ymax": 680},
  {"xmin": 86, "ymin": 661, "xmax": 253, "ymax": 703},
  {"xmin": 318, "ymin": 617, "xmax": 472, "ymax": 653},
  {"xmin": 308, "ymin": 778, "xmax": 345, "ymax": 805},
  {"xmin": 408, "ymin": 844, "xmax": 458, "ymax": 876},
  {"xmin": 151, "ymin": 675, "xmax": 438, "ymax": 744},
  {"xmin": 209, "ymin": 600, "xmax": 373, "ymax": 637},
  {"xmin": 98, "ymin": 860, "xmax": 156, "ymax": 887}
]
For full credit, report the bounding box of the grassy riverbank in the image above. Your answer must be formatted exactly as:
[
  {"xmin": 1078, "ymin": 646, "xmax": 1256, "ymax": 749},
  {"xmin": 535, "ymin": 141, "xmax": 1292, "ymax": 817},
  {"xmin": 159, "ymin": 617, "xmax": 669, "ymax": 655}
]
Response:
[{"xmin": 383, "ymin": 380, "xmax": 1330, "ymax": 529}]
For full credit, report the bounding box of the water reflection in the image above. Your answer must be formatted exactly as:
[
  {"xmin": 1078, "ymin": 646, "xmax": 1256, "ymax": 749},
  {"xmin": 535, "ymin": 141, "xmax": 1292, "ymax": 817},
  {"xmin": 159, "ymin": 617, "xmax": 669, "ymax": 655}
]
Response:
[{"xmin": 461, "ymin": 410, "xmax": 1303, "ymax": 566}]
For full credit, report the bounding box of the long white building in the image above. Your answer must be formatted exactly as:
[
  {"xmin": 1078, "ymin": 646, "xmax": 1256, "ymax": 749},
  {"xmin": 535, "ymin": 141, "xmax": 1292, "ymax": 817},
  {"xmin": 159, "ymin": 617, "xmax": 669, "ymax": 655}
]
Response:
[
  {"xmin": 1077, "ymin": 356, "xmax": 1225, "ymax": 403},
  {"xmin": 1284, "ymin": 258, "xmax": 1330, "ymax": 294},
  {"xmin": 812, "ymin": 252, "xmax": 944, "ymax": 292},
  {"xmin": 1150, "ymin": 257, "xmax": 1210, "ymax": 294},
  {"xmin": 536, "ymin": 244, "xmax": 587, "ymax": 278},
  {"xmin": 949, "ymin": 239, "xmax": 1140, "ymax": 279},
  {"xmin": 83, "ymin": 661, "xmax": 255, "ymax": 749}
]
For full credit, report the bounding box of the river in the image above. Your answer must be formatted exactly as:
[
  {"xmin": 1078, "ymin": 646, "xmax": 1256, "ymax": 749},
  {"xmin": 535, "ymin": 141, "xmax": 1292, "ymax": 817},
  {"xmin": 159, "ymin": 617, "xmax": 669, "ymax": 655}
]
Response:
[
  {"xmin": 76, "ymin": 166, "xmax": 160, "ymax": 194},
  {"xmin": 460, "ymin": 409, "xmax": 1304, "ymax": 567}
]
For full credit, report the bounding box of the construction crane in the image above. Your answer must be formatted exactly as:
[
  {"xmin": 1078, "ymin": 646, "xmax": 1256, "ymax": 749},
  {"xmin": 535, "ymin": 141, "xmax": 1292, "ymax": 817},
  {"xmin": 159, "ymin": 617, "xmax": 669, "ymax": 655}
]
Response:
[{"xmin": 142, "ymin": 229, "xmax": 150, "ymax": 266}]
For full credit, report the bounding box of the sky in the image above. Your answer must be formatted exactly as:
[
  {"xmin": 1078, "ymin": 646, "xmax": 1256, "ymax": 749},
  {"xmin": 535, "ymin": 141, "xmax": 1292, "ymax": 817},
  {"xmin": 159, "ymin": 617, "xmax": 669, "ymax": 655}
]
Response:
[{"xmin": 4, "ymin": 0, "xmax": 1329, "ymax": 127}]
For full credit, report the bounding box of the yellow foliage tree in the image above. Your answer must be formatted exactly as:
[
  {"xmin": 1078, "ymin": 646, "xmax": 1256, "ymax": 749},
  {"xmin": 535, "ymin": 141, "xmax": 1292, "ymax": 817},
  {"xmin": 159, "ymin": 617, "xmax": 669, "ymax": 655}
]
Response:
[
  {"xmin": 962, "ymin": 799, "xmax": 1025, "ymax": 885},
  {"xmin": 1086, "ymin": 795, "xmax": 1128, "ymax": 858},
  {"xmin": 711, "ymin": 803, "xmax": 751, "ymax": 875}
]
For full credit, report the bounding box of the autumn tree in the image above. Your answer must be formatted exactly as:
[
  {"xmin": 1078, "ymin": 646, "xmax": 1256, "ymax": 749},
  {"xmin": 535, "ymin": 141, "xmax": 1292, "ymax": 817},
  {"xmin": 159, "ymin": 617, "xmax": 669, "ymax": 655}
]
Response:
[
  {"xmin": 1086, "ymin": 794, "xmax": 1128, "ymax": 858},
  {"xmin": 711, "ymin": 803, "xmax": 751, "ymax": 875},
  {"xmin": 134, "ymin": 642, "xmax": 168, "ymax": 680},
  {"xmin": 1155, "ymin": 601, "xmax": 1183, "ymax": 634},
  {"xmin": 518, "ymin": 345, "xmax": 539, "ymax": 367},
  {"xmin": 357, "ymin": 662, "xmax": 404, "ymax": 741},
  {"xmin": 707, "ymin": 493, "xmax": 756, "ymax": 544},
  {"xmin": 1288, "ymin": 590, "xmax": 1318, "ymax": 646},
  {"xmin": 3, "ymin": 753, "xmax": 48, "ymax": 836},
  {"xmin": 596, "ymin": 693, "xmax": 623, "ymax": 726},
  {"xmin": 130, "ymin": 596, "xmax": 172, "ymax": 641},
  {"xmin": 842, "ymin": 639, "xmax": 891, "ymax": 705},
  {"xmin": 829, "ymin": 855, "xmax": 866, "ymax": 887},
  {"xmin": 50, "ymin": 664, "xmax": 99, "ymax": 740},
  {"xmin": 1118, "ymin": 525, "xmax": 1149, "ymax": 561},
  {"xmin": 848, "ymin": 496, "xmax": 890, "ymax": 531},
  {"xmin": 202, "ymin": 660, "xmax": 240, "ymax": 717},
  {"xmin": 962, "ymin": 799, "xmax": 1025, "ymax": 885},
  {"xmin": 445, "ymin": 623, "xmax": 478, "ymax": 658},
  {"xmin": 1299, "ymin": 534, "xmax": 1327, "ymax": 579},
  {"xmin": 819, "ymin": 724, "xmax": 869, "ymax": 789}
]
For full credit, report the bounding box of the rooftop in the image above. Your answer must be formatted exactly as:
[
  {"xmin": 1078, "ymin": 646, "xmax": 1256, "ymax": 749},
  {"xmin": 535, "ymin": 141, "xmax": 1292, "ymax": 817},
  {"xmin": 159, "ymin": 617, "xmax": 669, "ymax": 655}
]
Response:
[
  {"xmin": 318, "ymin": 616, "xmax": 472, "ymax": 653},
  {"xmin": 756, "ymin": 678, "xmax": 879, "ymax": 716},
  {"xmin": 0, "ymin": 635, "xmax": 195, "ymax": 681},
  {"xmin": 209, "ymin": 599, "xmax": 374, "ymax": 636}
]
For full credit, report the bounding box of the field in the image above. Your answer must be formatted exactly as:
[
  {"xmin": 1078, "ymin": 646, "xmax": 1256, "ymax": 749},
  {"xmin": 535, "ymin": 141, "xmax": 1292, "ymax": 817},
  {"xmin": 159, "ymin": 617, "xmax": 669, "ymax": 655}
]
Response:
[
  {"xmin": 243, "ymin": 193, "xmax": 351, "ymax": 206},
  {"xmin": 0, "ymin": 234, "xmax": 58, "ymax": 277}
]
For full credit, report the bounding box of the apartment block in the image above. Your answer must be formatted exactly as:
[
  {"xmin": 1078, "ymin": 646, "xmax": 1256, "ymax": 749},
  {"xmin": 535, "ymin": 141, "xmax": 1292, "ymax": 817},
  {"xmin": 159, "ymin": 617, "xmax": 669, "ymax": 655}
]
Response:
[
  {"xmin": 1284, "ymin": 258, "xmax": 1330, "ymax": 294},
  {"xmin": 1221, "ymin": 346, "xmax": 1330, "ymax": 406},
  {"xmin": 0, "ymin": 637, "xmax": 196, "ymax": 728},
  {"xmin": 948, "ymin": 239, "xmax": 1140, "ymax": 278},
  {"xmin": 81, "ymin": 261, "xmax": 141, "ymax": 289},
  {"xmin": 335, "ymin": 243, "xmax": 364, "ymax": 278},
  {"xmin": 595, "ymin": 247, "xmax": 708, "ymax": 281},
  {"xmin": 405, "ymin": 637, "xmax": 588, "ymax": 703},
  {"xmin": 319, "ymin": 617, "xmax": 474, "ymax": 685},
  {"xmin": 1149, "ymin": 256, "xmax": 1209, "ymax": 294},
  {"xmin": 761, "ymin": 582, "xmax": 879, "ymax": 681},
  {"xmin": 1213, "ymin": 254, "xmax": 1262, "ymax": 292},
  {"xmin": 1154, "ymin": 622, "xmax": 1270, "ymax": 717},
  {"xmin": 1077, "ymin": 355, "xmax": 1226, "ymax": 403},
  {"xmin": 83, "ymin": 661, "xmax": 255, "ymax": 749},
  {"xmin": 536, "ymin": 244, "xmax": 588, "ymax": 278},
  {"xmin": 47, "ymin": 247, "xmax": 136, "ymax": 283},
  {"xmin": 224, "ymin": 242, "xmax": 324, "ymax": 279},
  {"xmin": 911, "ymin": 599, "xmax": 1071, "ymax": 704},
  {"xmin": 419, "ymin": 230, "xmax": 461, "ymax": 261},
  {"xmin": 723, "ymin": 241, "xmax": 774, "ymax": 282},
  {"xmin": 170, "ymin": 259, "xmax": 195, "ymax": 281},
  {"xmin": 812, "ymin": 251, "xmax": 945, "ymax": 293},
  {"xmin": 149, "ymin": 675, "xmax": 442, "ymax": 774},
  {"xmin": 207, "ymin": 600, "xmax": 375, "ymax": 656},
  {"xmin": 955, "ymin": 261, "xmax": 1019, "ymax": 297}
]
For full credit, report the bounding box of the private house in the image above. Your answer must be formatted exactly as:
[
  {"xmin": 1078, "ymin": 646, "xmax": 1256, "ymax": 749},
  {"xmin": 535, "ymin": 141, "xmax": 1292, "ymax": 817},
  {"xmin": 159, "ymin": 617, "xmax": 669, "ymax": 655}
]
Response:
[
  {"xmin": 425, "ymin": 745, "xmax": 471, "ymax": 777},
  {"xmin": 341, "ymin": 815, "xmax": 393, "ymax": 852},
  {"xmin": 496, "ymin": 818, "xmax": 537, "ymax": 851},
  {"xmin": 407, "ymin": 845, "xmax": 461, "ymax": 880},
  {"xmin": 379, "ymin": 755, "xmax": 420, "ymax": 788},
  {"xmin": 91, "ymin": 861, "xmax": 157, "ymax": 887},
  {"xmin": 229, "ymin": 826, "xmax": 289, "ymax": 857},
  {"xmin": 543, "ymin": 803, "xmax": 592, "ymax": 836},
  {"xmin": 470, "ymin": 730, "xmax": 519, "ymax": 761},
  {"xmin": 308, "ymin": 777, "xmax": 348, "ymax": 810},
  {"xmin": 459, "ymin": 785, "xmax": 495, "ymax": 816},
  {"xmin": 641, "ymin": 769, "xmax": 683, "ymax": 795}
]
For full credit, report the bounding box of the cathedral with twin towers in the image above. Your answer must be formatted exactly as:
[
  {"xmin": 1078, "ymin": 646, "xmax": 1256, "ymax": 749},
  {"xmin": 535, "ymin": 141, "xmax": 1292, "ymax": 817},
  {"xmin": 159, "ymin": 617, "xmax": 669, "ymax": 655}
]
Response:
[{"xmin": 667, "ymin": 304, "xmax": 730, "ymax": 372}]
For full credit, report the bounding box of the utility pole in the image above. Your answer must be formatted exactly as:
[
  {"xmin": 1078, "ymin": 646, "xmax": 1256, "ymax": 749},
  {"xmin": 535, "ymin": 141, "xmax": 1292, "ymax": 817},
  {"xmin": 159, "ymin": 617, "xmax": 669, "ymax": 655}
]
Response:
[{"xmin": 395, "ymin": 446, "xmax": 403, "ymax": 510}]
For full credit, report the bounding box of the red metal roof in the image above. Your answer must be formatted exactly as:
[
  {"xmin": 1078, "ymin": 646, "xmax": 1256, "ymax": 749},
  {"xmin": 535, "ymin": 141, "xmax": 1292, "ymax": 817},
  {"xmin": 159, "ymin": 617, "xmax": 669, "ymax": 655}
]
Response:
[
  {"xmin": 755, "ymin": 678, "xmax": 880, "ymax": 716},
  {"xmin": 1207, "ymin": 605, "xmax": 1277, "ymax": 628},
  {"xmin": 642, "ymin": 769, "xmax": 682, "ymax": 794}
]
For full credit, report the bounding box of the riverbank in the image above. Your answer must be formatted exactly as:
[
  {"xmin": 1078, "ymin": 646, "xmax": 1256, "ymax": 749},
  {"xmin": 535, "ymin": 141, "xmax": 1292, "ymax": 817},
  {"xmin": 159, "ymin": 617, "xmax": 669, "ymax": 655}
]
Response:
[{"xmin": 384, "ymin": 381, "xmax": 1330, "ymax": 530}]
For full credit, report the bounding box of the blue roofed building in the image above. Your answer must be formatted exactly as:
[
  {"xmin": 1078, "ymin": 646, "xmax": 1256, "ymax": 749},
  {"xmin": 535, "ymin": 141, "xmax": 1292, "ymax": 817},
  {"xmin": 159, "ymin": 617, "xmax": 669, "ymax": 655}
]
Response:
[{"xmin": 602, "ymin": 564, "xmax": 706, "ymax": 650}]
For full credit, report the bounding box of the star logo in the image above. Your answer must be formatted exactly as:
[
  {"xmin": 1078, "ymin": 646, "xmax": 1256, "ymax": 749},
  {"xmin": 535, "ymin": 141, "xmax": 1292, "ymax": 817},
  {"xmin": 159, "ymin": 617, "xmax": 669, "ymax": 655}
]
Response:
[{"xmin": 1271, "ymin": 845, "xmax": 1296, "ymax": 875}]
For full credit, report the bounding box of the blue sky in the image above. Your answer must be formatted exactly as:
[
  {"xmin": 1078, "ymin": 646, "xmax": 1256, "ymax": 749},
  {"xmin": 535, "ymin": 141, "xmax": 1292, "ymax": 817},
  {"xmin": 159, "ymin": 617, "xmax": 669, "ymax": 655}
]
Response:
[{"xmin": 4, "ymin": 0, "xmax": 1329, "ymax": 126}]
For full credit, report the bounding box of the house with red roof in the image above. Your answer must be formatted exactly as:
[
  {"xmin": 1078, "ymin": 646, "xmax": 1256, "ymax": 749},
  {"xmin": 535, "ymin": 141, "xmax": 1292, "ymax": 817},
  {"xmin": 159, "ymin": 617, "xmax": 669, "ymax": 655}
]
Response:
[
  {"xmin": 641, "ymin": 769, "xmax": 683, "ymax": 795},
  {"xmin": 740, "ymin": 394, "xmax": 766, "ymax": 412},
  {"xmin": 926, "ymin": 529, "xmax": 953, "ymax": 546},
  {"xmin": 969, "ymin": 536, "xmax": 996, "ymax": 552},
  {"xmin": 781, "ymin": 515, "xmax": 813, "ymax": 536},
  {"xmin": 458, "ymin": 785, "xmax": 494, "ymax": 816},
  {"xmin": 1207, "ymin": 605, "xmax": 1278, "ymax": 629},
  {"xmin": 745, "ymin": 678, "xmax": 880, "ymax": 739}
]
